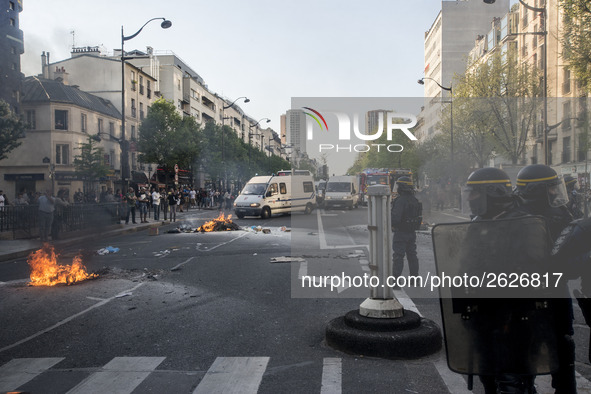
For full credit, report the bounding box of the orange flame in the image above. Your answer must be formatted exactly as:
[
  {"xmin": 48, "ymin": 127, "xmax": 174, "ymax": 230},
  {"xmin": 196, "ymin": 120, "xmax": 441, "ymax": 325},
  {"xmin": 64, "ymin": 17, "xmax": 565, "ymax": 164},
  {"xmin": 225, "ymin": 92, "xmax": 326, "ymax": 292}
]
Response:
[
  {"xmin": 28, "ymin": 243, "xmax": 98, "ymax": 286},
  {"xmin": 198, "ymin": 213, "xmax": 234, "ymax": 232}
]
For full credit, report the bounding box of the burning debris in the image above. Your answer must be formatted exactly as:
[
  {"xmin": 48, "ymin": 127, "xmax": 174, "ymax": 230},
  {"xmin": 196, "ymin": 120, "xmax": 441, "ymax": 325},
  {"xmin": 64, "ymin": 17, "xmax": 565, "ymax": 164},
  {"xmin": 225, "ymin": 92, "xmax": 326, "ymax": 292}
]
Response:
[
  {"xmin": 28, "ymin": 243, "xmax": 98, "ymax": 286},
  {"xmin": 197, "ymin": 213, "xmax": 241, "ymax": 232}
]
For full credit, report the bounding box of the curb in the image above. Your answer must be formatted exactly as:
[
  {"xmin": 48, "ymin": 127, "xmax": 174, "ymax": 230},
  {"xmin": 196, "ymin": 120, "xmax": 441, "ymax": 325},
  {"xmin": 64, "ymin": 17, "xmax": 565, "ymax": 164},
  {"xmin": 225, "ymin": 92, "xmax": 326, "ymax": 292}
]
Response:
[{"xmin": 0, "ymin": 221, "xmax": 160, "ymax": 263}]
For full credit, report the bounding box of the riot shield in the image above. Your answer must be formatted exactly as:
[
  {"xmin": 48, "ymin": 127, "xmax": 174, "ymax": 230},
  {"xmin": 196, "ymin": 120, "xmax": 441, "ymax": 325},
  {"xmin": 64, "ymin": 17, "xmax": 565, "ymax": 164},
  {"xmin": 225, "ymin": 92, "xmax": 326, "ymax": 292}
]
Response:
[{"xmin": 432, "ymin": 216, "xmax": 560, "ymax": 376}]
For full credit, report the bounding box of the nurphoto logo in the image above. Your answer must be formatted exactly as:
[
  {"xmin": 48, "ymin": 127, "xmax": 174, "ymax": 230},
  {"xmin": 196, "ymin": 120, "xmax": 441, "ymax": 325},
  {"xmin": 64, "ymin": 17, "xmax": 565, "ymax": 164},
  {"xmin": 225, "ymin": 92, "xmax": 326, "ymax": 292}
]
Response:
[{"xmin": 303, "ymin": 108, "xmax": 418, "ymax": 153}]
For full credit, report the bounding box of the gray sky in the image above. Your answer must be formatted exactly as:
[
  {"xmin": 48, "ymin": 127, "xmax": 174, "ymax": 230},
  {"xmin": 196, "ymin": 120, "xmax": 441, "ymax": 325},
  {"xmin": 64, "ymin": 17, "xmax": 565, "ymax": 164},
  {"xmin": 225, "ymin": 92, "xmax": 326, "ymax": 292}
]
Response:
[
  {"xmin": 19, "ymin": 0, "xmax": 442, "ymax": 126},
  {"xmin": 19, "ymin": 0, "xmax": 448, "ymax": 174}
]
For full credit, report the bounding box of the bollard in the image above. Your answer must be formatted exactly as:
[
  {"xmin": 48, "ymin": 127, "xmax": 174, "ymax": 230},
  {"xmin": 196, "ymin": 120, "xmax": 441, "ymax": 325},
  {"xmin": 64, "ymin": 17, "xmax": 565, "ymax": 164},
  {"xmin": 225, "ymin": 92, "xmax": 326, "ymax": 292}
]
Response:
[{"xmin": 359, "ymin": 185, "xmax": 403, "ymax": 318}]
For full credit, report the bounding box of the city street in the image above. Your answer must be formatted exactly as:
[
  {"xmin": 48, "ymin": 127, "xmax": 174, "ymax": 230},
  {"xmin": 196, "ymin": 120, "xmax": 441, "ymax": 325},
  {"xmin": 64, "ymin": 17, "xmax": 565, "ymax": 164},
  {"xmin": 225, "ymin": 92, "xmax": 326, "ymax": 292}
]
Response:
[{"xmin": 1, "ymin": 206, "xmax": 591, "ymax": 393}]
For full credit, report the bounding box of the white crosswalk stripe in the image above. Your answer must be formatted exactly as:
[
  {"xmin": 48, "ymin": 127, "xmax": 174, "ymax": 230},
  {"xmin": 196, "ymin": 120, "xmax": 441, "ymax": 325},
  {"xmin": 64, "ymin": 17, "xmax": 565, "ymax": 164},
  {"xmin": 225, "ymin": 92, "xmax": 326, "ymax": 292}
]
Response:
[
  {"xmin": 320, "ymin": 357, "xmax": 342, "ymax": 394},
  {"xmin": 0, "ymin": 357, "xmax": 64, "ymax": 392},
  {"xmin": 67, "ymin": 356, "xmax": 165, "ymax": 394},
  {"xmin": 1, "ymin": 347, "xmax": 590, "ymax": 393},
  {"xmin": 193, "ymin": 357, "xmax": 269, "ymax": 394}
]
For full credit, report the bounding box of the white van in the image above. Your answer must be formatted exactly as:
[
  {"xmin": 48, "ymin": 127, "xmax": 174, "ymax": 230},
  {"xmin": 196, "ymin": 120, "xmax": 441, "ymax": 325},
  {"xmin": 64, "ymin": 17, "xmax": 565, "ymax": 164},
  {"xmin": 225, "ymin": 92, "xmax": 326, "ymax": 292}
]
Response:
[
  {"xmin": 233, "ymin": 171, "xmax": 316, "ymax": 219},
  {"xmin": 324, "ymin": 175, "xmax": 360, "ymax": 209}
]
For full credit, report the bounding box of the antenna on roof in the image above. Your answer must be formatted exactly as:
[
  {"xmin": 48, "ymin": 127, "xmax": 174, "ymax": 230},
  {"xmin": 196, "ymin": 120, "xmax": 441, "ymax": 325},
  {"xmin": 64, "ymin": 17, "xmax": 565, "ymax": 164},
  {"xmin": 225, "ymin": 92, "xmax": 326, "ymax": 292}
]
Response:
[{"xmin": 70, "ymin": 30, "xmax": 76, "ymax": 49}]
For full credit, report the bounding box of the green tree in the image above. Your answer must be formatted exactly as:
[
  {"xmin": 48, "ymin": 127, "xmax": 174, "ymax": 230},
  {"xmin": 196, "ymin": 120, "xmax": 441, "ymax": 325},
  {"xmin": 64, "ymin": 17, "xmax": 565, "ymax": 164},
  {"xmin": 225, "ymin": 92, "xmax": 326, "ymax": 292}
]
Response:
[
  {"xmin": 73, "ymin": 137, "xmax": 110, "ymax": 192},
  {"xmin": 138, "ymin": 98, "xmax": 201, "ymax": 185},
  {"xmin": 452, "ymin": 50, "xmax": 543, "ymax": 165},
  {"xmin": 561, "ymin": 0, "xmax": 591, "ymax": 93},
  {"xmin": 0, "ymin": 100, "xmax": 25, "ymax": 160}
]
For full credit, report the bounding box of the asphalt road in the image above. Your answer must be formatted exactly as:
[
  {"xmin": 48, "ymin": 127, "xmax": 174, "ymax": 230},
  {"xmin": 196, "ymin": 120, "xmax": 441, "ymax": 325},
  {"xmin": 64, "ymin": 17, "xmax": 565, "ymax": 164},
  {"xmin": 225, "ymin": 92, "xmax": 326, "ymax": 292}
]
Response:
[{"xmin": 1, "ymin": 206, "xmax": 590, "ymax": 393}]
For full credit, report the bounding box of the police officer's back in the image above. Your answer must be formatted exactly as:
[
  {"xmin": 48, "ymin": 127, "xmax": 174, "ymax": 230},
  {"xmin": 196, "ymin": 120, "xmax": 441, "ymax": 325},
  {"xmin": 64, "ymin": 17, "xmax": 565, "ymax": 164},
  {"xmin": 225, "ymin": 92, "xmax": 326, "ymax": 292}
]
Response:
[{"xmin": 391, "ymin": 177, "xmax": 422, "ymax": 277}]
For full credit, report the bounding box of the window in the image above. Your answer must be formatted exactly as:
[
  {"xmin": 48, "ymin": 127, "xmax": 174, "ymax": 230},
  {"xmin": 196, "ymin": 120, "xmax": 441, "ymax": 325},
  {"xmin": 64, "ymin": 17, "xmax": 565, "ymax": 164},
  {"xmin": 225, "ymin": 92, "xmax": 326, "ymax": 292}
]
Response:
[
  {"xmin": 280, "ymin": 183, "xmax": 287, "ymax": 194},
  {"xmin": 109, "ymin": 122, "xmax": 115, "ymax": 136},
  {"xmin": 26, "ymin": 110, "xmax": 36, "ymax": 129},
  {"xmin": 98, "ymin": 118, "xmax": 104, "ymax": 133},
  {"xmin": 139, "ymin": 76, "xmax": 144, "ymax": 95},
  {"xmin": 55, "ymin": 110, "xmax": 68, "ymax": 130},
  {"xmin": 563, "ymin": 137, "xmax": 571, "ymax": 163},
  {"xmin": 177, "ymin": 78, "xmax": 181, "ymax": 91},
  {"xmin": 578, "ymin": 134, "xmax": 588, "ymax": 161},
  {"xmin": 147, "ymin": 80, "xmax": 151, "ymax": 98},
  {"xmin": 10, "ymin": 46, "xmax": 16, "ymax": 55},
  {"xmin": 55, "ymin": 144, "xmax": 69, "ymax": 165},
  {"xmin": 81, "ymin": 113, "xmax": 87, "ymax": 132},
  {"xmin": 9, "ymin": 18, "xmax": 15, "ymax": 26},
  {"xmin": 109, "ymin": 150, "xmax": 115, "ymax": 168},
  {"xmin": 130, "ymin": 71, "xmax": 136, "ymax": 91},
  {"xmin": 268, "ymin": 183, "xmax": 278, "ymax": 196},
  {"xmin": 9, "ymin": 1, "xmax": 14, "ymax": 10},
  {"xmin": 563, "ymin": 69, "xmax": 571, "ymax": 94},
  {"xmin": 303, "ymin": 182, "xmax": 314, "ymax": 193},
  {"xmin": 131, "ymin": 99, "xmax": 136, "ymax": 117},
  {"xmin": 563, "ymin": 101, "xmax": 572, "ymax": 130},
  {"xmin": 131, "ymin": 125, "xmax": 136, "ymax": 140},
  {"xmin": 140, "ymin": 103, "xmax": 144, "ymax": 120}
]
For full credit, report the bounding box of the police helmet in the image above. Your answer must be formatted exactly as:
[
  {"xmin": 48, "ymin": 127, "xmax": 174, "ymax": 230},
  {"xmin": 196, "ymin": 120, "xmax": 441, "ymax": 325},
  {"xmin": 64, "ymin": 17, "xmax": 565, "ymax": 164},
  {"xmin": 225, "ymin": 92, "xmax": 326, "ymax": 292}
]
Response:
[
  {"xmin": 515, "ymin": 164, "xmax": 568, "ymax": 208},
  {"xmin": 395, "ymin": 176, "xmax": 414, "ymax": 193},
  {"xmin": 462, "ymin": 167, "xmax": 512, "ymax": 217},
  {"xmin": 563, "ymin": 174, "xmax": 580, "ymax": 192}
]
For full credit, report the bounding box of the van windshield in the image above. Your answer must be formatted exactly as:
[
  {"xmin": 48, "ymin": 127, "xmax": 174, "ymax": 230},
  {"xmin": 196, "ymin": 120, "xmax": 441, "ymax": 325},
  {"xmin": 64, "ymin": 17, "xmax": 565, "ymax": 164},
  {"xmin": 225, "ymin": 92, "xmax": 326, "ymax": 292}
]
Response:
[
  {"xmin": 241, "ymin": 183, "xmax": 267, "ymax": 195},
  {"xmin": 327, "ymin": 182, "xmax": 351, "ymax": 192}
]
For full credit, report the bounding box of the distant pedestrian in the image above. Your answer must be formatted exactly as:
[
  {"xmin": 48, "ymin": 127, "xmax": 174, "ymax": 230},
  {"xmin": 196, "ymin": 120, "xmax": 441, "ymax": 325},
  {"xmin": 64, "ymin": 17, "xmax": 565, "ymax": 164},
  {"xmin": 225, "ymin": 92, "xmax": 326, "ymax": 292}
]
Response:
[
  {"xmin": 38, "ymin": 190, "xmax": 55, "ymax": 242},
  {"xmin": 138, "ymin": 187, "xmax": 149, "ymax": 223},
  {"xmin": 152, "ymin": 188, "xmax": 161, "ymax": 221},
  {"xmin": 51, "ymin": 189, "xmax": 69, "ymax": 240},
  {"xmin": 167, "ymin": 188, "xmax": 178, "ymax": 222},
  {"xmin": 124, "ymin": 187, "xmax": 137, "ymax": 224}
]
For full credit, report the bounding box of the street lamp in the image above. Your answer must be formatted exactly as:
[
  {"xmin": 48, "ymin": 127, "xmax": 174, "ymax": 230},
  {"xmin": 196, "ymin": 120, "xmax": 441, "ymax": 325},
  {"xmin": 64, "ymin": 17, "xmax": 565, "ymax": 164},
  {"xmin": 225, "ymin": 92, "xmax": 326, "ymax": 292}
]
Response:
[
  {"xmin": 483, "ymin": 0, "xmax": 548, "ymax": 164},
  {"xmin": 220, "ymin": 97, "xmax": 249, "ymax": 189},
  {"xmin": 121, "ymin": 17, "xmax": 172, "ymax": 189},
  {"xmin": 248, "ymin": 118, "xmax": 270, "ymax": 171},
  {"xmin": 418, "ymin": 77, "xmax": 453, "ymax": 165}
]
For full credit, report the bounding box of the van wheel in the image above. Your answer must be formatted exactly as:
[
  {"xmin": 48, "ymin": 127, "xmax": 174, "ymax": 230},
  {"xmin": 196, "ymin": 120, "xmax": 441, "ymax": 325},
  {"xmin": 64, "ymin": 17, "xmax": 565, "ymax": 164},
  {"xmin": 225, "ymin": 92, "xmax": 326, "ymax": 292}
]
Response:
[
  {"xmin": 261, "ymin": 207, "xmax": 271, "ymax": 219},
  {"xmin": 236, "ymin": 212, "xmax": 245, "ymax": 219},
  {"xmin": 304, "ymin": 203, "xmax": 313, "ymax": 215}
]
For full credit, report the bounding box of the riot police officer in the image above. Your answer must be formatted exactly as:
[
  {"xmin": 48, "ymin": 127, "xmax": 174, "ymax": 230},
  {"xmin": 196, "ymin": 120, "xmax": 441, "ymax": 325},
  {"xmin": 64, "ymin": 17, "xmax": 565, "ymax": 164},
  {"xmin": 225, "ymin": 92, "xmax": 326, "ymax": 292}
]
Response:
[
  {"xmin": 462, "ymin": 167, "xmax": 522, "ymax": 393},
  {"xmin": 462, "ymin": 167, "xmax": 515, "ymax": 220},
  {"xmin": 515, "ymin": 164, "xmax": 576, "ymax": 394},
  {"xmin": 391, "ymin": 176, "xmax": 422, "ymax": 278},
  {"xmin": 564, "ymin": 174, "xmax": 584, "ymax": 219}
]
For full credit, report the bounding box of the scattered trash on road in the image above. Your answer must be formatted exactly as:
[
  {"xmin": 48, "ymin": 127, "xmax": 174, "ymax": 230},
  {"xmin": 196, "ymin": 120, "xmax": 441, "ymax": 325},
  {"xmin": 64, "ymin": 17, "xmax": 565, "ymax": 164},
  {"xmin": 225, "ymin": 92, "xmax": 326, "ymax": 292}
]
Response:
[
  {"xmin": 270, "ymin": 256, "xmax": 306, "ymax": 263},
  {"xmin": 97, "ymin": 246, "xmax": 120, "ymax": 255},
  {"xmin": 154, "ymin": 250, "xmax": 171, "ymax": 257}
]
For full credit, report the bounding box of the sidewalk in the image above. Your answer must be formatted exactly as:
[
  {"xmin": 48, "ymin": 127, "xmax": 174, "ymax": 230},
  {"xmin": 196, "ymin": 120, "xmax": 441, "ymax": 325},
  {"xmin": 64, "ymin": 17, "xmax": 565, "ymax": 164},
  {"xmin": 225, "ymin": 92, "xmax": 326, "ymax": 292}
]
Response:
[
  {"xmin": 0, "ymin": 220, "xmax": 160, "ymax": 263},
  {"xmin": 0, "ymin": 205, "xmax": 225, "ymax": 263}
]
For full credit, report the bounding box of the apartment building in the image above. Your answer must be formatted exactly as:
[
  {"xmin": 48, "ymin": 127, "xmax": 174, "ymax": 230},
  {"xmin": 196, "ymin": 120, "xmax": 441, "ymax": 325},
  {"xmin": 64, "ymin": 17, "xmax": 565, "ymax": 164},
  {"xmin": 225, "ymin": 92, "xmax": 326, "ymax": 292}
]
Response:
[
  {"xmin": 0, "ymin": 0, "xmax": 24, "ymax": 112},
  {"xmin": 0, "ymin": 77, "xmax": 121, "ymax": 198},
  {"xmin": 464, "ymin": 0, "xmax": 590, "ymax": 184},
  {"xmin": 420, "ymin": 0, "xmax": 510, "ymax": 140}
]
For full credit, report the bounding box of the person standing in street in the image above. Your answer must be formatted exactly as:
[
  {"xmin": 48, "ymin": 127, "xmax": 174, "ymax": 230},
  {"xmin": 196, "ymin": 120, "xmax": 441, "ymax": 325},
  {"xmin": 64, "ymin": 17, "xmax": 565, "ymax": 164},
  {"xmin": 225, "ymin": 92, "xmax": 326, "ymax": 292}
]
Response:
[
  {"xmin": 514, "ymin": 164, "xmax": 576, "ymax": 393},
  {"xmin": 391, "ymin": 176, "xmax": 422, "ymax": 278},
  {"xmin": 124, "ymin": 187, "xmax": 137, "ymax": 224},
  {"xmin": 167, "ymin": 188, "xmax": 178, "ymax": 222},
  {"xmin": 137, "ymin": 187, "xmax": 149, "ymax": 223},
  {"xmin": 151, "ymin": 188, "xmax": 161, "ymax": 221},
  {"xmin": 38, "ymin": 190, "xmax": 55, "ymax": 242}
]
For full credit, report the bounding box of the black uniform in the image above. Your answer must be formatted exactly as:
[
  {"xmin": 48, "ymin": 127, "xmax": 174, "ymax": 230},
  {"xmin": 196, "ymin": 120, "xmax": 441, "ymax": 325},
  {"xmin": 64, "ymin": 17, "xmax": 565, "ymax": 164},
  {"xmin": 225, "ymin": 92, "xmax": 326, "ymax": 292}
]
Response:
[{"xmin": 391, "ymin": 191, "xmax": 421, "ymax": 277}]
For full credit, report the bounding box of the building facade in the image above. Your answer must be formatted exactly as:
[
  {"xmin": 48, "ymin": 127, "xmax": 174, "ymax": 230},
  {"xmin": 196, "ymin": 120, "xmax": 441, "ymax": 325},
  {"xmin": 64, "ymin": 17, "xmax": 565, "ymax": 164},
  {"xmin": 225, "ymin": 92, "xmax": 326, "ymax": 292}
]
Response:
[
  {"xmin": 0, "ymin": 77, "xmax": 122, "ymax": 198},
  {"xmin": 420, "ymin": 0, "xmax": 510, "ymax": 140},
  {"xmin": 0, "ymin": 0, "xmax": 24, "ymax": 112}
]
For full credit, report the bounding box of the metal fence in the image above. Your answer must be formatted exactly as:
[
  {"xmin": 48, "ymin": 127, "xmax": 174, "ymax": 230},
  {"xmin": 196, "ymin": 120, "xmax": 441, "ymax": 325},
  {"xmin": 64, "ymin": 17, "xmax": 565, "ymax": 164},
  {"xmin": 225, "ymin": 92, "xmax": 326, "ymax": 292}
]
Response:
[{"xmin": 0, "ymin": 203, "xmax": 123, "ymax": 239}]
